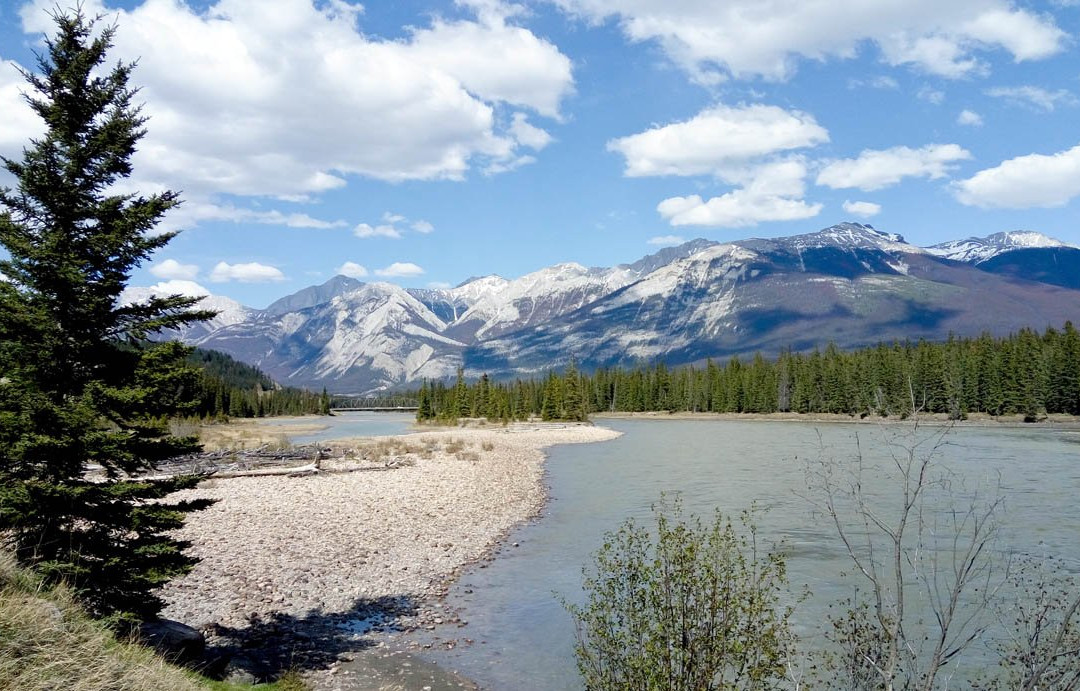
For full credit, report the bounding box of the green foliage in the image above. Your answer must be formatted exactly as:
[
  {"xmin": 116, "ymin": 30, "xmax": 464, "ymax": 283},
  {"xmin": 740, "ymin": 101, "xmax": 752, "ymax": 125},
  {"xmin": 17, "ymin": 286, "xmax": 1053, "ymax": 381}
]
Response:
[
  {"xmin": 184, "ymin": 349, "xmax": 334, "ymax": 419},
  {"xmin": 565, "ymin": 499, "xmax": 793, "ymax": 690},
  {"xmin": 0, "ymin": 9, "xmax": 212, "ymax": 624}
]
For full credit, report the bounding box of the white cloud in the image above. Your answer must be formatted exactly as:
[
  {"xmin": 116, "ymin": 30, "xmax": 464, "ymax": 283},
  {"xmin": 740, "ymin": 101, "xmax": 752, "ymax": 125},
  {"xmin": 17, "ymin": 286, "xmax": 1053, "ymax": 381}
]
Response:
[
  {"xmin": 985, "ymin": 86, "xmax": 1075, "ymax": 112},
  {"xmin": 209, "ymin": 261, "xmax": 286, "ymax": 283},
  {"xmin": 149, "ymin": 258, "xmax": 199, "ymax": 280},
  {"xmin": 509, "ymin": 112, "xmax": 553, "ymax": 150},
  {"xmin": 917, "ymin": 86, "xmax": 946, "ymax": 104},
  {"xmin": 961, "ymin": 9, "xmax": 1069, "ymax": 62},
  {"xmin": 142, "ymin": 280, "xmax": 211, "ymax": 298},
  {"xmin": 954, "ymin": 144, "xmax": 1080, "ymax": 208},
  {"xmin": 353, "ymin": 212, "xmax": 434, "ymax": 238},
  {"xmin": 957, "ymin": 109, "xmax": 984, "ymax": 126},
  {"xmin": 658, "ymin": 192, "xmax": 822, "ymax": 227},
  {"xmin": 647, "ymin": 235, "xmax": 686, "ymax": 246},
  {"xmin": 849, "ymin": 75, "xmax": 900, "ymax": 90},
  {"xmin": 10, "ymin": 0, "xmax": 574, "ymax": 207},
  {"xmin": 168, "ymin": 202, "xmax": 347, "ymax": 229},
  {"xmin": 0, "ymin": 60, "xmax": 41, "ymax": 152},
  {"xmin": 376, "ymin": 262, "xmax": 425, "ymax": 278},
  {"xmin": 406, "ymin": 10, "xmax": 573, "ymax": 118},
  {"xmin": 816, "ymin": 144, "xmax": 972, "ymax": 191},
  {"xmin": 608, "ymin": 104, "xmax": 828, "ymax": 178},
  {"xmin": 354, "ymin": 223, "xmax": 402, "ymax": 239},
  {"xmin": 553, "ymin": 0, "xmax": 1066, "ymax": 82},
  {"xmin": 657, "ymin": 159, "xmax": 822, "ymax": 227},
  {"xmin": 336, "ymin": 261, "xmax": 369, "ymax": 279},
  {"xmin": 842, "ymin": 200, "xmax": 882, "ymax": 218},
  {"xmin": 484, "ymin": 154, "xmax": 536, "ymax": 175}
]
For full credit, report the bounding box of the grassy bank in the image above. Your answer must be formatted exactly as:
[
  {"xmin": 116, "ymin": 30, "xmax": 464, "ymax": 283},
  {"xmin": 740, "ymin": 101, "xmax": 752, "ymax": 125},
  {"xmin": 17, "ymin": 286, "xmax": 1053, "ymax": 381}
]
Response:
[{"xmin": 0, "ymin": 552, "xmax": 304, "ymax": 691}]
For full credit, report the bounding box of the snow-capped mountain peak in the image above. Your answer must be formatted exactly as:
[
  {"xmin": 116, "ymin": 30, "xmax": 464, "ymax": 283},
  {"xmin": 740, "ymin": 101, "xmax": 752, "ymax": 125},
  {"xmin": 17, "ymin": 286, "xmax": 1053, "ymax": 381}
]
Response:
[
  {"xmin": 926, "ymin": 230, "xmax": 1072, "ymax": 264},
  {"xmin": 791, "ymin": 222, "xmax": 918, "ymax": 253},
  {"xmin": 119, "ymin": 282, "xmax": 253, "ymax": 339},
  {"xmin": 448, "ymin": 274, "xmax": 510, "ymax": 302}
]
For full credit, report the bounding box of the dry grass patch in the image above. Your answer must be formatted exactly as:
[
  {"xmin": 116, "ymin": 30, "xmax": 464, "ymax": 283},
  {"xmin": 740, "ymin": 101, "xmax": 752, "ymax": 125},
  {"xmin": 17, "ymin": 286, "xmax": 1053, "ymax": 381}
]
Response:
[
  {"xmin": 0, "ymin": 553, "xmax": 308, "ymax": 691},
  {"xmin": 0, "ymin": 552, "xmax": 205, "ymax": 691}
]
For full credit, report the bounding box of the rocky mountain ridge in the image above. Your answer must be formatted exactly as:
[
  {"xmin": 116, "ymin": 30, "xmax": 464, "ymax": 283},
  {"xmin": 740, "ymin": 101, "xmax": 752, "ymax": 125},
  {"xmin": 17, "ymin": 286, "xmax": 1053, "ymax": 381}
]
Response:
[{"xmin": 160, "ymin": 223, "xmax": 1080, "ymax": 393}]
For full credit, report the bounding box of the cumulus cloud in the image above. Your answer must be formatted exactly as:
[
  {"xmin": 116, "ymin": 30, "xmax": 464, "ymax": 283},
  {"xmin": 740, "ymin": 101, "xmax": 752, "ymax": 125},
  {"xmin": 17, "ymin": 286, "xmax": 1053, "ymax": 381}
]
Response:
[
  {"xmin": 142, "ymin": 280, "xmax": 211, "ymax": 298},
  {"xmin": 842, "ymin": 200, "xmax": 882, "ymax": 218},
  {"xmin": 9, "ymin": 0, "xmax": 574, "ymax": 211},
  {"xmin": 816, "ymin": 144, "xmax": 972, "ymax": 191},
  {"xmin": 509, "ymin": 112, "xmax": 553, "ymax": 150},
  {"xmin": 985, "ymin": 85, "xmax": 1075, "ymax": 112},
  {"xmin": 406, "ymin": 9, "xmax": 573, "ymax": 118},
  {"xmin": 608, "ymin": 104, "xmax": 828, "ymax": 177},
  {"xmin": 353, "ymin": 212, "xmax": 434, "ymax": 238},
  {"xmin": 376, "ymin": 262, "xmax": 425, "ymax": 278},
  {"xmin": 647, "ymin": 235, "xmax": 686, "ymax": 246},
  {"xmin": 954, "ymin": 144, "xmax": 1080, "ymax": 208},
  {"xmin": 336, "ymin": 261, "xmax": 369, "ymax": 279},
  {"xmin": 149, "ymin": 258, "xmax": 199, "ymax": 280},
  {"xmin": 119, "ymin": 279, "xmax": 211, "ymax": 306},
  {"xmin": 658, "ymin": 192, "xmax": 821, "ymax": 227},
  {"xmin": 657, "ymin": 159, "xmax": 822, "ymax": 227},
  {"xmin": 209, "ymin": 261, "xmax": 286, "ymax": 283},
  {"xmin": 0, "ymin": 60, "xmax": 41, "ymax": 152},
  {"xmin": 552, "ymin": 0, "xmax": 1065, "ymax": 82},
  {"xmin": 957, "ymin": 109, "xmax": 984, "ymax": 126},
  {"xmin": 354, "ymin": 223, "xmax": 402, "ymax": 239}
]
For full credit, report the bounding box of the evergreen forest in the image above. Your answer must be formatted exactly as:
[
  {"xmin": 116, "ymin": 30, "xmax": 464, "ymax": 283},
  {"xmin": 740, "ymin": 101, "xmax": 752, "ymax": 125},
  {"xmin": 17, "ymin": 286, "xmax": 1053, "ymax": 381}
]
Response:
[
  {"xmin": 188, "ymin": 349, "xmax": 331, "ymax": 419},
  {"xmin": 417, "ymin": 323, "xmax": 1080, "ymax": 423}
]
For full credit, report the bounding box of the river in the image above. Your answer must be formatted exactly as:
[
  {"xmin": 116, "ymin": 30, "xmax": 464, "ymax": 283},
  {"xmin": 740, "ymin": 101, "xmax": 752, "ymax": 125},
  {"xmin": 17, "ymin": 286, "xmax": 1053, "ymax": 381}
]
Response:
[
  {"xmin": 258, "ymin": 410, "xmax": 417, "ymax": 444},
  {"xmin": 411, "ymin": 417, "xmax": 1080, "ymax": 689}
]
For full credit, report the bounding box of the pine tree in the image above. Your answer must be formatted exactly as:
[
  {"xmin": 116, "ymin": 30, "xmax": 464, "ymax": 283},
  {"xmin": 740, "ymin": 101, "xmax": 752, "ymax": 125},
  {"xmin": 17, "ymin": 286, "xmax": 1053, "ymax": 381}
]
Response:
[
  {"xmin": 0, "ymin": 10, "xmax": 215, "ymax": 625},
  {"xmin": 562, "ymin": 360, "xmax": 586, "ymax": 421},
  {"xmin": 416, "ymin": 380, "xmax": 433, "ymax": 421}
]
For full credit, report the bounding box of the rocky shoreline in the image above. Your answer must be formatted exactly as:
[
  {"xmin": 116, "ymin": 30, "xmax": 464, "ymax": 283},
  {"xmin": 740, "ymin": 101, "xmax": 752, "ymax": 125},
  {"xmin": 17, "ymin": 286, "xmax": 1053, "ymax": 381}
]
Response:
[{"xmin": 158, "ymin": 423, "xmax": 620, "ymax": 687}]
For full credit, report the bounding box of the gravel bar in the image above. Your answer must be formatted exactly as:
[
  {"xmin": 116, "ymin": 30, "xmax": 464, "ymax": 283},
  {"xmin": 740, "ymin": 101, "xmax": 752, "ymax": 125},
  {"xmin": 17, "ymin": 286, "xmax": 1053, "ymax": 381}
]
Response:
[{"xmin": 157, "ymin": 423, "xmax": 620, "ymax": 686}]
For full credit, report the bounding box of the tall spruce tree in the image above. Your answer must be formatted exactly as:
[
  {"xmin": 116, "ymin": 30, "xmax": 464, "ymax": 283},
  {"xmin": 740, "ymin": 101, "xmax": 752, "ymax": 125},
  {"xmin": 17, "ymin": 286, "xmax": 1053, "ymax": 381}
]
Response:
[{"xmin": 0, "ymin": 10, "xmax": 214, "ymax": 625}]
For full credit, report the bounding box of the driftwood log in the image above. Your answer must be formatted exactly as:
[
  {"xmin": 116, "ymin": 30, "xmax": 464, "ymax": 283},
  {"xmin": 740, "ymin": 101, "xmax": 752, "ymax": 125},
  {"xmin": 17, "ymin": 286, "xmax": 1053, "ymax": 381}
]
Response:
[{"xmin": 123, "ymin": 445, "xmax": 407, "ymax": 482}]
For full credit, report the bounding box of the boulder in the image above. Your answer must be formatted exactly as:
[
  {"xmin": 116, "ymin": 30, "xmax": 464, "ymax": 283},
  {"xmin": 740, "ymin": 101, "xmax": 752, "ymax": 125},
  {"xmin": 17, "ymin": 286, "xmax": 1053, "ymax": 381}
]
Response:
[{"xmin": 137, "ymin": 619, "xmax": 205, "ymax": 663}]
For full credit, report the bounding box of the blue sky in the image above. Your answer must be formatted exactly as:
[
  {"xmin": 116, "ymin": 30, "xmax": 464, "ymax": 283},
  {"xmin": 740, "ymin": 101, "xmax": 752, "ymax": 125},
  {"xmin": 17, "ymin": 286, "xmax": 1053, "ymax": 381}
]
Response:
[{"xmin": 1, "ymin": 0, "xmax": 1079, "ymax": 307}]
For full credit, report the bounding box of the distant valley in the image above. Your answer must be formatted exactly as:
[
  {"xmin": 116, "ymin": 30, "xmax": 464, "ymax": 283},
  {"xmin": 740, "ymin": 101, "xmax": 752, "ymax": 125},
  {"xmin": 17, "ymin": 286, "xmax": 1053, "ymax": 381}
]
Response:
[{"xmin": 139, "ymin": 223, "xmax": 1080, "ymax": 394}]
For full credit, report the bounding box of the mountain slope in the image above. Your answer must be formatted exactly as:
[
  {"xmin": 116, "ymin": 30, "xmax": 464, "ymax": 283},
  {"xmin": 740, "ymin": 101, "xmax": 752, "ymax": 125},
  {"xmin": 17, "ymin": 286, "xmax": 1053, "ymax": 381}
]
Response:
[
  {"xmin": 468, "ymin": 226, "xmax": 1080, "ymax": 374},
  {"xmin": 147, "ymin": 222, "xmax": 1080, "ymax": 393}
]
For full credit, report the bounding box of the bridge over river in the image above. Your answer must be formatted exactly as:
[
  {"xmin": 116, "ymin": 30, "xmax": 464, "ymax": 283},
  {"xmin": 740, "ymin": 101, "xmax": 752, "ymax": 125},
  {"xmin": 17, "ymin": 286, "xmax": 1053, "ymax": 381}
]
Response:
[{"xmin": 331, "ymin": 406, "xmax": 418, "ymax": 412}]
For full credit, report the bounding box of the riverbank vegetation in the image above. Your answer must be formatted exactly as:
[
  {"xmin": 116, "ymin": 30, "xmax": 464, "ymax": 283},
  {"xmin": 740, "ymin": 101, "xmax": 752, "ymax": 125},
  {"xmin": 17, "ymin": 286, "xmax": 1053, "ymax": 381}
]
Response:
[
  {"xmin": 569, "ymin": 419, "xmax": 1080, "ymax": 690},
  {"xmin": 418, "ymin": 324, "xmax": 1080, "ymax": 422},
  {"xmin": 566, "ymin": 499, "xmax": 794, "ymax": 690}
]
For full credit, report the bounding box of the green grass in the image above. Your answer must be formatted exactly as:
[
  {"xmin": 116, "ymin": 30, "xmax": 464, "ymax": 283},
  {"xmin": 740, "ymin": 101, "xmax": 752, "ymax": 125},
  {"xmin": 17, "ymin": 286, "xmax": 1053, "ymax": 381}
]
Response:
[{"xmin": 0, "ymin": 551, "xmax": 307, "ymax": 691}]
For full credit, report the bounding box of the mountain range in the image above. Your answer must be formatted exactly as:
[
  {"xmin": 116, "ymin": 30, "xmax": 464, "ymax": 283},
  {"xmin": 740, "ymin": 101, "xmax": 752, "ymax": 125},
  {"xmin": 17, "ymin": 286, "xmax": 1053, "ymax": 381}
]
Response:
[{"xmin": 146, "ymin": 223, "xmax": 1080, "ymax": 394}]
